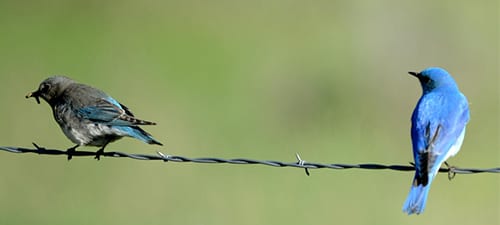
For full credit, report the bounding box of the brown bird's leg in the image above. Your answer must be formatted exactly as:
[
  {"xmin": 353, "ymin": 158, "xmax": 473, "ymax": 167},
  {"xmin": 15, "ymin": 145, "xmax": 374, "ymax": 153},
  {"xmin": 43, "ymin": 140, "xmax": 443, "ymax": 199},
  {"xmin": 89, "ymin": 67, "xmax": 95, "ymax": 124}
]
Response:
[
  {"xmin": 94, "ymin": 142, "xmax": 109, "ymax": 161},
  {"xmin": 66, "ymin": 145, "xmax": 79, "ymax": 161}
]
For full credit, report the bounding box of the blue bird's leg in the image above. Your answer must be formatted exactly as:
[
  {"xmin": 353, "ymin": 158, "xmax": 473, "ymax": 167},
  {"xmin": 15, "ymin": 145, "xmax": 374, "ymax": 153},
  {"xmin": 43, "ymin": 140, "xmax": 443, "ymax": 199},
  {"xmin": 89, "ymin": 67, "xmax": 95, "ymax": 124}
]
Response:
[
  {"xmin": 94, "ymin": 142, "xmax": 109, "ymax": 161},
  {"xmin": 66, "ymin": 144, "xmax": 79, "ymax": 161}
]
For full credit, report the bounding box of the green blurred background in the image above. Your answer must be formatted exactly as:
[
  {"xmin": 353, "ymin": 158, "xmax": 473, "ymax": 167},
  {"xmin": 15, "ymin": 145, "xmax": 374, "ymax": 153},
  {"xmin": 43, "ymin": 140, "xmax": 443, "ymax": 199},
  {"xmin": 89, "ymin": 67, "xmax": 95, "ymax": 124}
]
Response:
[{"xmin": 0, "ymin": 0, "xmax": 498, "ymax": 224}]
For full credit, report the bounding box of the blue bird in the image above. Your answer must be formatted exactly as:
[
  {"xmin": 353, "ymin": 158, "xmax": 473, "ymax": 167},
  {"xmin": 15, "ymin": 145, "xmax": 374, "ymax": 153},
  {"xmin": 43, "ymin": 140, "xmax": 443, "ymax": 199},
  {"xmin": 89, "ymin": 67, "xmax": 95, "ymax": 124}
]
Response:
[
  {"xmin": 26, "ymin": 76, "xmax": 162, "ymax": 160},
  {"xmin": 403, "ymin": 67, "xmax": 470, "ymax": 215}
]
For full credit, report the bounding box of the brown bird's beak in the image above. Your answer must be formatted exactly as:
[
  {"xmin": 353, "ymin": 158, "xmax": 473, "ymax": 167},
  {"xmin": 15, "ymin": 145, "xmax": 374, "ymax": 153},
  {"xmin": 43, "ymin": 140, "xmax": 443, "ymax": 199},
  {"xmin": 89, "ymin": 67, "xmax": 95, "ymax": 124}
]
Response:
[{"xmin": 26, "ymin": 90, "xmax": 41, "ymax": 104}]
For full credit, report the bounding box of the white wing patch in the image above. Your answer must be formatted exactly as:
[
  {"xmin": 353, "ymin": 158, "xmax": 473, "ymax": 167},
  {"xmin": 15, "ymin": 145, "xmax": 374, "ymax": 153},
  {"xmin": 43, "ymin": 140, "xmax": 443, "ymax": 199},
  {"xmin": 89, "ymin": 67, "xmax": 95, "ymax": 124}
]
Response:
[
  {"xmin": 429, "ymin": 127, "xmax": 466, "ymax": 178},
  {"xmin": 444, "ymin": 127, "xmax": 466, "ymax": 159}
]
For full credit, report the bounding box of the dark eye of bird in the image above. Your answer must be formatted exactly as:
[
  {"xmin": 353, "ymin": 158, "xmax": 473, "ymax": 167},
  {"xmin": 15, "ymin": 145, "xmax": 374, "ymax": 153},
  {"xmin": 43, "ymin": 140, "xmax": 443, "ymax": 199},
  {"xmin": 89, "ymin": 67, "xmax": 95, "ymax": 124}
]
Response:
[
  {"xmin": 40, "ymin": 84, "xmax": 50, "ymax": 93},
  {"xmin": 420, "ymin": 76, "xmax": 430, "ymax": 84}
]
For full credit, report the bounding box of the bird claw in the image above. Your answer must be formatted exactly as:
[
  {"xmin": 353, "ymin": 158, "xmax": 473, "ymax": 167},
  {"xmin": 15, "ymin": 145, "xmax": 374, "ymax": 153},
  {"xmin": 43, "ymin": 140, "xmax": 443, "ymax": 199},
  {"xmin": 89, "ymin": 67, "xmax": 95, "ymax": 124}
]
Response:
[
  {"xmin": 444, "ymin": 161, "xmax": 456, "ymax": 180},
  {"xmin": 66, "ymin": 145, "xmax": 78, "ymax": 161},
  {"xmin": 94, "ymin": 148, "xmax": 104, "ymax": 160}
]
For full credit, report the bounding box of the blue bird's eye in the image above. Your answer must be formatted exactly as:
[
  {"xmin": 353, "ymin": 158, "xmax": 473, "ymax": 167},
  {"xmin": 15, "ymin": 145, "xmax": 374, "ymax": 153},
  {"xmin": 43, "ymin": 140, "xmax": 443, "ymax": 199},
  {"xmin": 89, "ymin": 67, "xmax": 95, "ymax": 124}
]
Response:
[{"xmin": 420, "ymin": 76, "xmax": 431, "ymax": 84}]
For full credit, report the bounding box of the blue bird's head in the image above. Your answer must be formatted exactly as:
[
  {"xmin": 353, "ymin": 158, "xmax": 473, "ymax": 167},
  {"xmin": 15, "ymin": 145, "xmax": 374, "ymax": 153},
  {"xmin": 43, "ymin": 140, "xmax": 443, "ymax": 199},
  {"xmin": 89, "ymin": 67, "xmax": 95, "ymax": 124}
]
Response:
[
  {"xmin": 409, "ymin": 67, "xmax": 459, "ymax": 94},
  {"xmin": 26, "ymin": 76, "xmax": 75, "ymax": 105}
]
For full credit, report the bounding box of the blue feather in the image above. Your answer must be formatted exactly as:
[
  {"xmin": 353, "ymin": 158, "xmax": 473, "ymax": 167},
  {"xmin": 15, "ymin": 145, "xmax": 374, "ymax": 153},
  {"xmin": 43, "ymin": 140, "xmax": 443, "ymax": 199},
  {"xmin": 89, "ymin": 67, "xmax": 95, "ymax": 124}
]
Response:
[{"xmin": 113, "ymin": 126, "xmax": 162, "ymax": 145}]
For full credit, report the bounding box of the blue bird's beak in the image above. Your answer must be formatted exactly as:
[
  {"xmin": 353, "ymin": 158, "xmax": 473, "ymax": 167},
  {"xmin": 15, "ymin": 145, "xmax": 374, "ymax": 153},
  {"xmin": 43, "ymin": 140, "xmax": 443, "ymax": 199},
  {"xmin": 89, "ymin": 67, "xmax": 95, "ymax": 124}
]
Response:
[
  {"xmin": 26, "ymin": 90, "xmax": 41, "ymax": 104},
  {"xmin": 408, "ymin": 71, "xmax": 419, "ymax": 77}
]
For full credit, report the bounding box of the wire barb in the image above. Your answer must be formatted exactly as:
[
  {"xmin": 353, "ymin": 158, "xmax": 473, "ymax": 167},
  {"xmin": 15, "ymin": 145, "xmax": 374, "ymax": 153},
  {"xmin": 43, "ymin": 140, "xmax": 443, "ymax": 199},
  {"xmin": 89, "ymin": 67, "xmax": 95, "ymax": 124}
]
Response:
[
  {"xmin": 157, "ymin": 151, "xmax": 170, "ymax": 162},
  {"xmin": 295, "ymin": 153, "xmax": 310, "ymax": 176},
  {"xmin": 0, "ymin": 144, "xmax": 499, "ymax": 175}
]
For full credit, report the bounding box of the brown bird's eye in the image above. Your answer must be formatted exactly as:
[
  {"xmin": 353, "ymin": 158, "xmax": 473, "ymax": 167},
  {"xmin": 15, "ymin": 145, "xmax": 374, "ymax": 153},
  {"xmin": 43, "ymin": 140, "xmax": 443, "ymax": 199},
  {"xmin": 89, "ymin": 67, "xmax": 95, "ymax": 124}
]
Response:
[{"xmin": 40, "ymin": 83, "xmax": 50, "ymax": 93}]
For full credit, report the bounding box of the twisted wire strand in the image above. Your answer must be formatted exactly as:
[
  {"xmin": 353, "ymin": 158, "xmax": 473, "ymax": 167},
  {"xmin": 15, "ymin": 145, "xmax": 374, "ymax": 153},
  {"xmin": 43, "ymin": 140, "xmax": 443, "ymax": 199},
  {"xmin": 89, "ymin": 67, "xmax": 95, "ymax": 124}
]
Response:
[{"xmin": 1, "ymin": 143, "xmax": 499, "ymax": 175}]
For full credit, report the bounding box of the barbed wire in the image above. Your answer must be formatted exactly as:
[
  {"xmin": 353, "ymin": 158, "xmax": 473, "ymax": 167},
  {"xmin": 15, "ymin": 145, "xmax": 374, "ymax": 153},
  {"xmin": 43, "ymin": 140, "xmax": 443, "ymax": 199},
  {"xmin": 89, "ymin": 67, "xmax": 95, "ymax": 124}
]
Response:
[{"xmin": 1, "ymin": 143, "xmax": 499, "ymax": 177}]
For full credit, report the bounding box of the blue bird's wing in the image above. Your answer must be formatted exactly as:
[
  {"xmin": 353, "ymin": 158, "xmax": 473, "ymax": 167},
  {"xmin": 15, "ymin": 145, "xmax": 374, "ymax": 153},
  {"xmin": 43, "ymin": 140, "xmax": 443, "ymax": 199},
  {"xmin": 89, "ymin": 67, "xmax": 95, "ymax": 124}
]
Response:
[
  {"xmin": 77, "ymin": 97, "xmax": 156, "ymax": 126},
  {"xmin": 411, "ymin": 92, "xmax": 469, "ymax": 179}
]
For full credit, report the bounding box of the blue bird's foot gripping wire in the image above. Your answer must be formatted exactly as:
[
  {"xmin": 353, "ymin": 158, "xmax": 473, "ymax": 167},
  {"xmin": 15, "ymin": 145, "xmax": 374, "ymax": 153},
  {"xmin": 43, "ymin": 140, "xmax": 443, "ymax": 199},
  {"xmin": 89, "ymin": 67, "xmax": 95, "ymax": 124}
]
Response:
[{"xmin": 444, "ymin": 162, "xmax": 456, "ymax": 180}]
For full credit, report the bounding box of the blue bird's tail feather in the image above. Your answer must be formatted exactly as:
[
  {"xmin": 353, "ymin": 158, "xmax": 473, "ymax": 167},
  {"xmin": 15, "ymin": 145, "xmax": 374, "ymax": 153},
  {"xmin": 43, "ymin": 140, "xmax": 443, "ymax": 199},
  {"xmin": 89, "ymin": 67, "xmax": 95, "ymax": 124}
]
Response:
[
  {"xmin": 117, "ymin": 126, "xmax": 163, "ymax": 146},
  {"xmin": 402, "ymin": 179, "xmax": 433, "ymax": 215}
]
